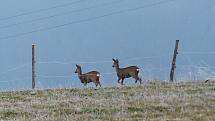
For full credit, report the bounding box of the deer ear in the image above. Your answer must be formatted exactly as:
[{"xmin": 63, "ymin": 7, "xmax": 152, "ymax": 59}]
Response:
[
  {"xmin": 116, "ymin": 59, "xmax": 119, "ymax": 63},
  {"xmin": 112, "ymin": 58, "xmax": 116, "ymax": 62}
]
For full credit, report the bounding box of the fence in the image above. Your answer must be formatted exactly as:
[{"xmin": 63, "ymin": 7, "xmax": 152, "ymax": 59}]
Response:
[{"xmin": 0, "ymin": 43, "xmax": 215, "ymax": 91}]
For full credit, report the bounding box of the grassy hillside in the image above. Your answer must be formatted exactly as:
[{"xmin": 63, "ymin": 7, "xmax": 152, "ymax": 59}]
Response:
[{"xmin": 0, "ymin": 81, "xmax": 215, "ymax": 121}]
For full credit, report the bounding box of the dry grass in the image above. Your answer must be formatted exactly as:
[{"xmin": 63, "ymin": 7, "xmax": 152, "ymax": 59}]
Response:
[{"xmin": 0, "ymin": 81, "xmax": 215, "ymax": 121}]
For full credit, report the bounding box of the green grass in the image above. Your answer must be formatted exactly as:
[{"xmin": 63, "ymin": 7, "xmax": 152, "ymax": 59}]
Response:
[{"xmin": 0, "ymin": 81, "xmax": 214, "ymax": 121}]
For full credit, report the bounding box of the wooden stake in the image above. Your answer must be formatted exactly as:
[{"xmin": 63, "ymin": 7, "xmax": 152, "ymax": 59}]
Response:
[
  {"xmin": 32, "ymin": 44, "xmax": 36, "ymax": 89},
  {"xmin": 170, "ymin": 40, "xmax": 179, "ymax": 82}
]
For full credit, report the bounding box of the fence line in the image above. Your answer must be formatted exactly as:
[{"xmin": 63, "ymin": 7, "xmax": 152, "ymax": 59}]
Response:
[
  {"xmin": 0, "ymin": 77, "xmax": 31, "ymax": 83},
  {"xmin": 37, "ymin": 55, "xmax": 170, "ymax": 65},
  {"xmin": 0, "ymin": 64, "xmax": 214, "ymax": 87},
  {"xmin": 38, "ymin": 75, "xmax": 72, "ymax": 79},
  {"xmin": 179, "ymin": 64, "xmax": 215, "ymax": 69},
  {"xmin": 1, "ymin": 52, "xmax": 215, "ymax": 88},
  {"xmin": 36, "ymin": 67, "xmax": 170, "ymax": 80},
  {"xmin": 37, "ymin": 51, "xmax": 215, "ymax": 66},
  {"xmin": 123, "ymin": 55, "xmax": 171, "ymax": 62},
  {"xmin": 0, "ymin": 63, "xmax": 30, "ymax": 78},
  {"xmin": 0, "ymin": 55, "xmax": 168, "ymax": 82},
  {"xmin": 37, "ymin": 60, "xmax": 112, "ymax": 65},
  {"xmin": 180, "ymin": 51, "xmax": 215, "ymax": 55},
  {"xmin": 0, "ymin": 52, "xmax": 213, "ymax": 78},
  {"xmin": 37, "ymin": 72, "xmax": 117, "ymax": 79}
]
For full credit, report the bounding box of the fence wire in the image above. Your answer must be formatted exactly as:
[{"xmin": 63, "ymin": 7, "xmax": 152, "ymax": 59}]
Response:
[{"xmin": 0, "ymin": 52, "xmax": 215, "ymax": 90}]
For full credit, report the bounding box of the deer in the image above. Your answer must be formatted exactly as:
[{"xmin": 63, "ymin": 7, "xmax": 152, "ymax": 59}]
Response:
[
  {"xmin": 75, "ymin": 64, "xmax": 101, "ymax": 87},
  {"xmin": 112, "ymin": 58, "xmax": 142, "ymax": 85}
]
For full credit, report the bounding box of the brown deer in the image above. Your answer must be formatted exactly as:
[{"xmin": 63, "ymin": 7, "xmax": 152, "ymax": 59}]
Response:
[
  {"xmin": 112, "ymin": 58, "xmax": 142, "ymax": 85},
  {"xmin": 75, "ymin": 64, "xmax": 101, "ymax": 87}
]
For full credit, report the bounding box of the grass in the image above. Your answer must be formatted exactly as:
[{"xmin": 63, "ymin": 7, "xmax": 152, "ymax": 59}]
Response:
[{"xmin": 0, "ymin": 81, "xmax": 214, "ymax": 121}]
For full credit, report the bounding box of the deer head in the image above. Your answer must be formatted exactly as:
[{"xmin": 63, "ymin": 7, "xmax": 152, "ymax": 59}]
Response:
[
  {"xmin": 112, "ymin": 58, "xmax": 119, "ymax": 68},
  {"xmin": 75, "ymin": 64, "xmax": 82, "ymax": 74}
]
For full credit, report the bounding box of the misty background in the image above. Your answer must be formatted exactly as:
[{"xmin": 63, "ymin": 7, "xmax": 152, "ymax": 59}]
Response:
[{"xmin": 0, "ymin": 0, "xmax": 215, "ymax": 90}]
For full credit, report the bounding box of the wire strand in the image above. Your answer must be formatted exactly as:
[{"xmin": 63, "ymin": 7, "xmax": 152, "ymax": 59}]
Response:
[
  {"xmin": 0, "ymin": 63, "xmax": 30, "ymax": 77},
  {"xmin": 180, "ymin": 51, "xmax": 215, "ymax": 55},
  {"xmin": 0, "ymin": 0, "xmax": 87, "ymax": 21},
  {"xmin": 37, "ymin": 72, "xmax": 116, "ymax": 79},
  {"xmin": 0, "ymin": 0, "xmax": 126, "ymax": 29},
  {"xmin": 37, "ymin": 55, "xmax": 170, "ymax": 65},
  {"xmin": 37, "ymin": 60, "xmax": 112, "ymax": 65},
  {"xmin": 0, "ymin": 0, "xmax": 177, "ymax": 40},
  {"xmin": 0, "ymin": 77, "xmax": 31, "ymax": 83}
]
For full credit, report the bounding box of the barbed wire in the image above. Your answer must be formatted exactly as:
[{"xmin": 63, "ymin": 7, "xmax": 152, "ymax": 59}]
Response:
[
  {"xmin": 0, "ymin": 64, "xmax": 214, "ymax": 89},
  {"xmin": 37, "ymin": 51, "xmax": 215, "ymax": 66},
  {"xmin": 37, "ymin": 60, "xmax": 112, "ymax": 65},
  {"xmin": 1, "ymin": 51, "xmax": 213, "ymax": 77},
  {"xmin": 0, "ymin": 77, "xmax": 31, "ymax": 83},
  {"xmin": 0, "ymin": 54, "xmax": 169, "ymax": 79},
  {"xmin": 180, "ymin": 51, "xmax": 215, "ymax": 55},
  {"xmin": 179, "ymin": 64, "xmax": 213, "ymax": 68},
  {"xmin": 38, "ymin": 75, "xmax": 72, "ymax": 79},
  {"xmin": 1, "ymin": 51, "xmax": 215, "ymax": 87},
  {"xmin": 37, "ymin": 72, "xmax": 117, "ymax": 79},
  {"xmin": 37, "ymin": 54, "xmax": 170, "ymax": 65},
  {"xmin": 0, "ymin": 63, "xmax": 30, "ymax": 78}
]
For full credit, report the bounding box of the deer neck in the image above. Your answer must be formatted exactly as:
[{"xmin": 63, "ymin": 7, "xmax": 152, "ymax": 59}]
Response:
[
  {"xmin": 77, "ymin": 68, "xmax": 82, "ymax": 77},
  {"xmin": 115, "ymin": 64, "xmax": 120, "ymax": 73},
  {"xmin": 77, "ymin": 69, "xmax": 85, "ymax": 83}
]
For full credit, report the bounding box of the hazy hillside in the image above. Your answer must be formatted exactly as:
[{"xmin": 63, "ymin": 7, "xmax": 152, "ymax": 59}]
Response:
[{"xmin": 0, "ymin": 81, "xmax": 214, "ymax": 121}]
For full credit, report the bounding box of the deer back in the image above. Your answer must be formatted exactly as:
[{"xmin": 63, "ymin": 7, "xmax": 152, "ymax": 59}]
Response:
[
  {"xmin": 81, "ymin": 71, "xmax": 100, "ymax": 83},
  {"xmin": 118, "ymin": 66, "xmax": 139, "ymax": 78}
]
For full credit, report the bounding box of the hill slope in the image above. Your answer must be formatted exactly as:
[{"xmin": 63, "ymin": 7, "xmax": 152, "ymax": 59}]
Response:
[{"xmin": 0, "ymin": 81, "xmax": 215, "ymax": 121}]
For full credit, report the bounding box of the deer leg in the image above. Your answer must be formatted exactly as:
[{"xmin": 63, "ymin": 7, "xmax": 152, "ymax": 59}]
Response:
[
  {"xmin": 139, "ymin": 77, "xmax": 142, "ymax": 84},
  {"xmin": 121, "ymin": 78, "xmax": 125, "ymax": 85},
  {"xmin": 135, "ymin": 79, "xmax": 138, "ymax": 83},
  {"xmin": 95, "ymin": 83, "xmax": 98, "ymax": 87},
  {"xmin": 84, "ymin": 82, "xmax": 87, "ymax": 86},
  {"xmin": 133, "ymin": 75, "xmax": 141, "ymax": 84},
  {"xmin": 117, "ymin": 78, "xmax": 121, "ymax": 83},
  {"xmin": 95, "ymin": 78, "xmax": 101, "ymax": 87},
  {"xmin": 98, "ymin": 82, "xmax": 101, "ymax": 87},
  {"xmin": 95, "ymin": 81, "xmax": 101, "ymax": 87},
  {"xmin": 84, "ymin": 78, "xmax": 90, "ymax": 86},
  {"xmin": 133, "ymin": 76, "xmax": 138, "ymax": 83}
]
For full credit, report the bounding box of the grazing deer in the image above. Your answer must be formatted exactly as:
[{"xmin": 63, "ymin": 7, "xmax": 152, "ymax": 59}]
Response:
[
  {"xmin": 75, "ymin": 64, "xmax": 101, "ymax": 87},
  {"xmin": 112, "ymin": 58, "xmax": 142, "ymax": 85}
]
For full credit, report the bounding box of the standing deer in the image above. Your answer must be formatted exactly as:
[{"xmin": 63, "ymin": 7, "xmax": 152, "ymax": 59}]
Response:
[
  {"xmin": 112, "ymin": 58, "xmax": 142, "ymax": 85},
  {"xmin": 75, "ymin": 64, "xmax": 101, "ymax": 87}
]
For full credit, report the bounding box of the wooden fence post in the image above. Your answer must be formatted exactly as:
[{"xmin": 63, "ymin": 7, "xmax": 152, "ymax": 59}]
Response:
[
  {"xmin": 170, "ymin": 40, "xmax": 179, "ymax": 82},
  {"xmin": 32, "ymin": 44, "xmax": 36, "ymax": 89}
]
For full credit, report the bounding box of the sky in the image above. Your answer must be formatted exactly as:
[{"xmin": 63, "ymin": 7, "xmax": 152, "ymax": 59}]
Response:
[{"xmin": 0, "ymin": 0, "xmax": 215, "ymax": 90}]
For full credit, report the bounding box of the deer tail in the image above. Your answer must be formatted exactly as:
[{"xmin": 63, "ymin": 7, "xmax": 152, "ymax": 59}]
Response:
[{"xmin": 97, "ymin": 73, "xmax": 100, "ymax": 77}]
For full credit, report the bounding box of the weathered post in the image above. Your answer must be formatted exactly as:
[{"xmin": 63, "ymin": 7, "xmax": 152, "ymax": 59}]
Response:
[
  {"xmin": 170, "ymin": 40, "xmax": 179, "ymax": 82},
  {"xmin": 32, "ymin": 44, "xmax": 36, "ymax": 89}
]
